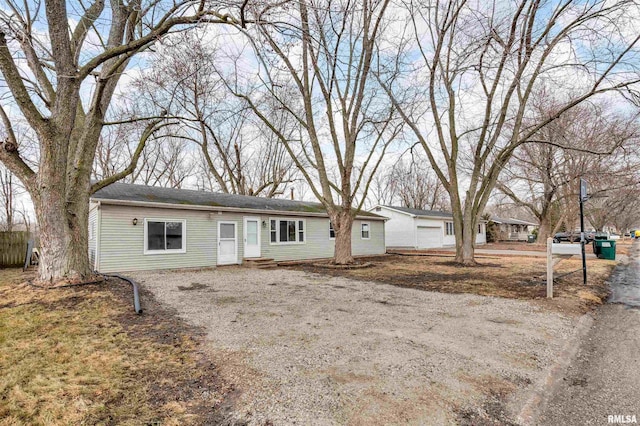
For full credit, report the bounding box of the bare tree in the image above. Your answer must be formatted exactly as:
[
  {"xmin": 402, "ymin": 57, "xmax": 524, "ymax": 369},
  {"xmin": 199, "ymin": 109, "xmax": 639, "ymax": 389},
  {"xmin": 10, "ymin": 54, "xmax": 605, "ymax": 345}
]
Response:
[
  {"xmin": 391, "ymin": 159, "xmax": 449, "ymax": 211},
  {"xmin": 0, "ymin": 0, "xmax": 239, "ymax": 282},
  {"xmin": 0, "ymin": 165, "xmax": 21, "ymax": 231},
  {"xmin": 378, "ymin": 0, "xmax": 640, "ymax": 264},
  {"xmin": 134, "ymin": 32, "xmax": 297, "ymax": 197},
  {"xmin": 498, "ymin": 99, "xmax": 639, "ymax": 241},
  {"xmin": 225, "ymin": 0, "xmax": 401, "ymax": 263},
  {"xmin": 369, "ymin": 157, "xmax": 448, "ymax": 211}
]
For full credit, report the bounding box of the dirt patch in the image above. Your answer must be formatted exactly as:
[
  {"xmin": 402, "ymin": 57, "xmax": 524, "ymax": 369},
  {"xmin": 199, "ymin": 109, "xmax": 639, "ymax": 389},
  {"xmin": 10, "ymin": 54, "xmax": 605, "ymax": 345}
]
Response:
[
  {"xmin": 178, "ymin": 282, "xmax": 209, "ymax": 291},
  {"xmin": 0, "ymin": 268, "xmax": 239, "ymax": 425},
  {"xmin": 455, "ymin": 373, "xmax": 520, "ymax": 425},
  {"xmin": 289, "ymin": 254, "xmax": 616, "ymax": 315}
]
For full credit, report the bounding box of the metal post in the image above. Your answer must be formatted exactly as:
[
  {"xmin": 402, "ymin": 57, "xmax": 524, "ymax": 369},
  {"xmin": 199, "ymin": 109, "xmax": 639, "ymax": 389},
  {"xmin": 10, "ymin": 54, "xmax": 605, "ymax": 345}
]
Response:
[
  {"xmin": 579, "ymin": 193, "xmax": 587, "ymax": 285},
  {"xmin": 547, "ymin": 237, "xmax": 553, "ymax": 298}
]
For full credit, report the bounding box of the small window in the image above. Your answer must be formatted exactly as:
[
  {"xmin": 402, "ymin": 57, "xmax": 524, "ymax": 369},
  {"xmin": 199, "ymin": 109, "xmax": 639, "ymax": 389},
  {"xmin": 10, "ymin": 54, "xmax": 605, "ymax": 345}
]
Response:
[
  {"xmin": 298, "ymin": 220, "xmax": 304, "ymax": 242},
  {"xmin": 89, "ymin": 220, "xmax": 96, "ymax": 241},
  {"xmin": 445, "ymin": 222, "xmax": 454, "ymax": 236},
  {"xmin": 478, "ymin": 224, "xmax": 483, "ymax": 234},
  {"xmin": 270, "ymin": 220, "xmax": 277, "ymax": 243},
  {"xmin": 329, "ymin": 222, "xmax": 335, "ymax": 239},
  {"xmin": 145, "ymin": 219, "xmax": 186, "ymax": 253},
  {"xmin": 361, "ymin": 223, "xmax": 370, "ymax": 239}
]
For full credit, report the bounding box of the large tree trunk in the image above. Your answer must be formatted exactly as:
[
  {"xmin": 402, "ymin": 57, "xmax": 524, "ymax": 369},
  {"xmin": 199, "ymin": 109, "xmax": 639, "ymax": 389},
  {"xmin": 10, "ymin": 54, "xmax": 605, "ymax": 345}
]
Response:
[
  {"xmin": 34, "ymin": 187, "xmax": 92, "ymax": 282},
  {"xmin": 536, "ymin": 214, "xmax": 552, "ymax": 245},
  {"xmin": 35, "ymin": 198, "xmax": 91, "ymax": 282},
  {"xmin": 331, "ymin": 210, "xmax": 354, "ymax": 265},
  {"xmin": 456, "ymin": 220, "xmax": 477, "ymax": 266},
  {"xmin": 452, "ymin": 190, "xmax": 478, "ymax": 266},
  {"xmin": 33, "ymin": 133, "xmax": 93, "ymax": 283}
]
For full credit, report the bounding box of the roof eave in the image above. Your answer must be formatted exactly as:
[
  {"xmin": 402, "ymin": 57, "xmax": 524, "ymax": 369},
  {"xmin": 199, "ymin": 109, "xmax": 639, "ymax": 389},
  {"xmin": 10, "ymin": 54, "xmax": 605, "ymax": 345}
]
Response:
[
  {"xmin": 373, "ymin": 205, "xmax": 417, "ymax": 218},
  {"xmin": 91, "ymin": 197, "xmax": 385, "ymax": 221}
]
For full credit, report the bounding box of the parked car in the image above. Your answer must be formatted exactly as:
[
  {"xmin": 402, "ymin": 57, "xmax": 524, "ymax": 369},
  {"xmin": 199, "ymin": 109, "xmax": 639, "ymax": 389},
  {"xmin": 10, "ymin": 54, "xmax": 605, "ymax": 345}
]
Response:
[
  {"xmin": 553, "ymin": 231, "xmax": 598, "ymax": 243},
  {"xmin": 593, "ymin": 231, "xmax": 609, "ymax": 240},
  {"xmin": 553, "ymin": 231, "xmax": 581, "ymax": 243}
]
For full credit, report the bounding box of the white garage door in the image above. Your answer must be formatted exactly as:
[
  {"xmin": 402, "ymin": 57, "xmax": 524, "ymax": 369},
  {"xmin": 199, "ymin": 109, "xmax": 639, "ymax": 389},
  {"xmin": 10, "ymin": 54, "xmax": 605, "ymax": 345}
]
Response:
[{"xmin": 417, "ymin": 226, "xmax": 442, "ymax": 249}]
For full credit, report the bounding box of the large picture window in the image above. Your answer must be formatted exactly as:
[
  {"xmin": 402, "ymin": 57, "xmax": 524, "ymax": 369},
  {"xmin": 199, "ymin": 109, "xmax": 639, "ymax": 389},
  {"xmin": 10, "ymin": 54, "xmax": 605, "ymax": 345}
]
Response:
[
  {"xmin": 145, "ymin": 219, "xmax": 186, "ymax": 253},
  {"xmin": 445, "ymin": 222, "xmax": 454, "ymax": 236},
  {"xmin": 270, "ymin": 218, "xmax": 305, "ymax": 244}
]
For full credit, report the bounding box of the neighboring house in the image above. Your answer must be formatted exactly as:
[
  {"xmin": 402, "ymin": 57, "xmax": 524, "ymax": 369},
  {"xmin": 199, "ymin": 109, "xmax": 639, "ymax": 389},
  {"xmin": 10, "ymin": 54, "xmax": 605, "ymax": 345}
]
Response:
[
  {"xmin": 88, "ymin": 182, "xmax": 385, "ymax": 273},
  {"xmin": 370, "ymin": 205, "xmax": 486, "ymax": 249},
  {"xmin": 490, "ymin": 216, "xmax": 538, "ymax": 241}
]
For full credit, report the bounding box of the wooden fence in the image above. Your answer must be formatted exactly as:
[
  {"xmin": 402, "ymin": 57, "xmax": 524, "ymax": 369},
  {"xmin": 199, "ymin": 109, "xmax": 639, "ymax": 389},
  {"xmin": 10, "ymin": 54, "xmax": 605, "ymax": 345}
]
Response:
[{"xmin": 0, "ymin": 231, "xmax": 33, "ymax": 268}]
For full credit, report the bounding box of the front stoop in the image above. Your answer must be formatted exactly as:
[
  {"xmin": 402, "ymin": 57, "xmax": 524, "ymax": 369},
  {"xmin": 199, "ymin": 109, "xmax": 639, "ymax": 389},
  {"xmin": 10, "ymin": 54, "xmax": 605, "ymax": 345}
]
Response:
[{"xmin": 243, "ymin": 258, "xmax": 278, "ymax": 269}]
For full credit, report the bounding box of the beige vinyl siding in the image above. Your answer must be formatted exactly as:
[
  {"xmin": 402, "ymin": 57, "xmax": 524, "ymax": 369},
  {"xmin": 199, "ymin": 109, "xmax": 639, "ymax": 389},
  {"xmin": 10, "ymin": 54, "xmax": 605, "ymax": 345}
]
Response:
[
  {"xmin": 352, "ymin": 220, "xmax": 385, "ymax": 256},
  {"xmin": 98, "ymin": 205, "xmax": 217, "ymax": 273},
  {"xmin": 96, "ymin": 203, "xmax": 384, "ymax": 271},
  {"xmin": 260, "ymin": 216, "xmax": 385, "ymax": 261}
]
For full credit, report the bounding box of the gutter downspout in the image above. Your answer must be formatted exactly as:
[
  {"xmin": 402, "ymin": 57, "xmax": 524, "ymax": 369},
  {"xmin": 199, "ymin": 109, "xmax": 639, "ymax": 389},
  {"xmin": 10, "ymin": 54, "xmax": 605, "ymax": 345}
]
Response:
[{"xmin": 95, "ymin": 201, "xmax": 101, "ymax": 272}]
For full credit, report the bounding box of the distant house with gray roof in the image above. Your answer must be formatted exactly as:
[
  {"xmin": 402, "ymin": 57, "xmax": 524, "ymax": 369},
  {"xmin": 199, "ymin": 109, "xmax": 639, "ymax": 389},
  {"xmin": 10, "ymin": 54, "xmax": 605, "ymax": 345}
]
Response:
[
  {"xmin": 88, "ymin": 182, "xmax": 385, "ymax": 273},
  {"xmin": 489, "ymin": 216, "xmax": 538, "ymax": 241},
  {"xmin": 369, "ymin": 205, "xmax": 486, "ymax": 249}
]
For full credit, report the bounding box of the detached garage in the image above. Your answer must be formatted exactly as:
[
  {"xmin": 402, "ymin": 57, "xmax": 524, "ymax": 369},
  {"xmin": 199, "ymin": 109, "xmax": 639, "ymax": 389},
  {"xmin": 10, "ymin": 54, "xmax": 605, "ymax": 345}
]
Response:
[
  {"xmin": 370, "ymin": 205, "xmax": 486, "ymax": 250},
  {"xmin": 417, "ymin": 226, "xmax": 442, "ymax": 249}
]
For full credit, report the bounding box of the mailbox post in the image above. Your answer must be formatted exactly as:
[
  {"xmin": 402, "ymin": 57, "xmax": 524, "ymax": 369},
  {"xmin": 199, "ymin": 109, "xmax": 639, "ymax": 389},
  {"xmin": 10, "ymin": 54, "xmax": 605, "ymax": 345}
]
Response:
[{"xmin": 579, "ymin": 178, "xmax": 588, "ymax": 285}]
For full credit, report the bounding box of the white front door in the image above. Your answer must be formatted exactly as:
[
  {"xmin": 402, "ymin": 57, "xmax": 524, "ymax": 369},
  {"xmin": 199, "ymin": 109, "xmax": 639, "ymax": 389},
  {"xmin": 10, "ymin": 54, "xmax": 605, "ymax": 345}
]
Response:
[
  {"xmin": 243, "ymin": 216, "xmax": 261, "ymax": 258},
  {"xmin": 217, "ymin": 221, "xmax": 237, "ymax": 265}
]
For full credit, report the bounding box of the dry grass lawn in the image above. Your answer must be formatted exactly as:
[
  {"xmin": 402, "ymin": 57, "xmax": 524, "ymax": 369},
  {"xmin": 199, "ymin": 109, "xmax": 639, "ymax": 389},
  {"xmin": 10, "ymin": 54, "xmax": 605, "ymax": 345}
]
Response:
[
  {"xmin": 293, "ymin": 254, "xmax": 618, "ymax": 315},
  {"xmin": 483, "ymin": 242, "xmax": 547, "ymax": 252},
  {"xmin": 0, "ymin": 269, "xmax": 233, "ymax": 425}
]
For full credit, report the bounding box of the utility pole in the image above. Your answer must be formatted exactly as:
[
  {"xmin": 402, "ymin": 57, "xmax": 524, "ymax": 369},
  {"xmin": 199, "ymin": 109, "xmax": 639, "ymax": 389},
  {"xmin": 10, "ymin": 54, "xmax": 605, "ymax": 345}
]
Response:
[{"xmin": 580, "ymin": 178, "xmax": 588, "ymax": 285}]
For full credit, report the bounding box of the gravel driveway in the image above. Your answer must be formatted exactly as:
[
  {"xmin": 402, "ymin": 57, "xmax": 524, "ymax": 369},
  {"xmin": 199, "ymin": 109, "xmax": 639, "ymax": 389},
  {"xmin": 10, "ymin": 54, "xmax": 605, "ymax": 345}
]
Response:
[{"xmin": 131, "ymin": 267, "xmax": 578, "ymax": 425}]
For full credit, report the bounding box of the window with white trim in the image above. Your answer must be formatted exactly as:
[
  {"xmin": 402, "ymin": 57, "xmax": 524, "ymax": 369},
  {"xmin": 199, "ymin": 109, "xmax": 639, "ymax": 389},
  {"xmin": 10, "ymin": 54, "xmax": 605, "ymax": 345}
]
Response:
[
  {"xmin": 445, "ymin": 222, "xmax": 454, "ymax": 236},
  {"xmin": 145, "ymin": 219, "xmax": 186, "ymax": 253},
  {"xmin": 478, "ymin": 224, "xmax": 483, "ymax": 234},
  {"xmin": 269, "ymin": 218, "xmax": 305, "ymax": 244},
  {"xmin": 329, "ymin": 222, "xmax": 335, "ymax": 239},
  {"xmin": 361, "ymin": 222, "xmax": 370, "ymax": 239}
]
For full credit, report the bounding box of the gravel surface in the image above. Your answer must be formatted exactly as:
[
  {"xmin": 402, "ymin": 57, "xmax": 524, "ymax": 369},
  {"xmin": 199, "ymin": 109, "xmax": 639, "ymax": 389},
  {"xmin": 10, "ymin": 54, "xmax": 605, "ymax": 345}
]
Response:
[
  {"xmin": 538, "ymin": 244, "xmax": 640, "ymax": 425},
  {"xmin": 131, "ymin": 267, "xmax": 578, "ymax": 425}
]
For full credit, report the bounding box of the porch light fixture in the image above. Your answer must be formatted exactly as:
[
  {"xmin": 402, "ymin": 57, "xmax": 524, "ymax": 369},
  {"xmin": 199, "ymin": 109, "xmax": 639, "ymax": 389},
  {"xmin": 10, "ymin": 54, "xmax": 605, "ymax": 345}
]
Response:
[{"xmin": 132, "ymin": 218, "xmax": 138, "ymax": 226}]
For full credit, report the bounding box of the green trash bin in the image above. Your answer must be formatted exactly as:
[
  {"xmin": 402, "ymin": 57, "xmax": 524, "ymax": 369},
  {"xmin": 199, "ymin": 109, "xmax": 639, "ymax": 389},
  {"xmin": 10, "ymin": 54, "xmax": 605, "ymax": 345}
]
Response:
[{"xmin": 596, "ymin": 240, "xmax": 616, "ymax": 260}]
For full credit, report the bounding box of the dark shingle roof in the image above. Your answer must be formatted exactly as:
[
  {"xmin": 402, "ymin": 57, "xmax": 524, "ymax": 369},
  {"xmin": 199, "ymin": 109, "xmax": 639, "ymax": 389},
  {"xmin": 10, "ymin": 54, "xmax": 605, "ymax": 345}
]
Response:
[
  {"xmin": 490, "ymin": 216, "xmax": 538, "ymax": 226},
  {"xmin": 382, "ymin": 205, "xmax": 453, "ymax": 218},
  {"xmin": 92, "ymin": 182, "xmax": 383, "ymax": 218}
]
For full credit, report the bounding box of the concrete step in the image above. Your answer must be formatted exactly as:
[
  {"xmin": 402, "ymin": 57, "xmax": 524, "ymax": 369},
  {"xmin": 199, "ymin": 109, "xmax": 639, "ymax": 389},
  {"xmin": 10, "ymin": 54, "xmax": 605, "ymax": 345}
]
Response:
[
  {"xmin": 243, "ymin": 258, "xmax": 278, "ymax": 269},
  {"xmin": 256, "ymin": 262, "xmax": 278, "ymax": 269}
]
